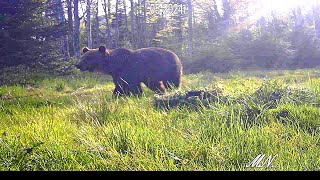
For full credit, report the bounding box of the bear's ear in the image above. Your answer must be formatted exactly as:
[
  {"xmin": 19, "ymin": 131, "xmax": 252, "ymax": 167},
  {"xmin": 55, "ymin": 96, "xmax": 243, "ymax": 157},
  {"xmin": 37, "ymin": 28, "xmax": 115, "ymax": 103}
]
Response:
[
  {"xmin": 82, "ymin": 47, "xmax": 90, "ymax": 54},
  {"xmin": 98, "ymin": 45, "xmax": 110, "ymax": 56},
  {"xmin": 99, "ymin": 46, "xmax": 106, "ymax": 53}
]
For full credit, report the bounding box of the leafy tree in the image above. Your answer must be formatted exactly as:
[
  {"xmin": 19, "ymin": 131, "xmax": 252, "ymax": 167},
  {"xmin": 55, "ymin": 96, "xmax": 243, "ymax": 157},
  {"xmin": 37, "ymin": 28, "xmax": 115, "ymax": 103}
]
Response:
[{"xmin": 0, "ymin": 0, "xmax": 67, "ymax": 68}]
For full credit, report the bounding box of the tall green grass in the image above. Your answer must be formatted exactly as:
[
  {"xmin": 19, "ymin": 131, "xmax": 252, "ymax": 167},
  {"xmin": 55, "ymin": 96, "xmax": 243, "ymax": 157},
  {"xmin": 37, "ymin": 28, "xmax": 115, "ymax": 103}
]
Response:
[{"xmin": 0, "ymin": 69, "xmax": 319, "ymax": 170}]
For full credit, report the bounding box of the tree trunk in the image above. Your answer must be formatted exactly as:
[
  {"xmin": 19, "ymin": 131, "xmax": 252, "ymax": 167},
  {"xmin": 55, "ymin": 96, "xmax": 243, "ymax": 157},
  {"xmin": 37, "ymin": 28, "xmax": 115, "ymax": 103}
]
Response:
[
  {"xmin": 208, "ymin": 0, "xmax": 222, "ymax": 40},
  {"xmin": 222, "ymin": 0, "xmax": 231, "ymax": 29},
  {"xmin": 171, "ymin": 0, "xmax": 183, "ymax": 54},
  {"xmin": 136, "ymin": 0, "xmax": 142, "ymax": 47},
  {"xmin": 142, "ymin": 0, "xmax": 147, "ymax": 47},
  {"xmin": 258, "ymin": 16, "xmax": 266, "ymax": 35},
  {"xmin": 294, "ymin": 7, "xmax": 304, "ymax": 31},
  {"xmin": 130, "ymin": 0, "xmax": 135, "ymax": 48},
  {"xmin": 94, "ymin": 0, "xmax": 100, "ymax": 47},
  {"xmin": 103, "ymin": 0, "xmax": 111, "ymax": 48},
  {"xmin": 115, "ymin": 0, "xmax": 120, "ymax": 48},
  {"xmin": 151, "ymin": 22, "xmax": 158, "ymax": 47},
  {"xmin": 86, "ymin": 0, "xmax": 92, "ymax": 48},
  {"xmin": 213, "ymin": 0, "xmax": 221, "ymax": 20},
  {"xmin": 313, "ymin": 4, "xmax": 320, "ymax": 39},
  {"xmin": 107, "ymin": 0, "xmax": 111, "ymax": 47},
  {"xmin": 67, "ymin": 0, "xmax": 74, "ymax": 57},
  {"xmin": 55, "ymin": 0, "xmax": 69, "ymax": 61},
  {"xmin": 62, "ymin": 35, "xmax": 69, "ymax": 61},
  {"xmin": 188, "ymin": 0, "xmax": 193, "ymax": 56},
  {"xmin": 123, "ymin": 0, "xmax": 128, "ymax": 33},
  {"xmin": 74, "ymin": 0, "xmax": 81, "ymax": 60}
]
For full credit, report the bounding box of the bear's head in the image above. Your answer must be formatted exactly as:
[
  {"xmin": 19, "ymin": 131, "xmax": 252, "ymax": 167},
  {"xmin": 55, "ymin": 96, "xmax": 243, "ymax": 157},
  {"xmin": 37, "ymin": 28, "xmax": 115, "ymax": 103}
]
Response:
[{"xmin": 75, "ymin": 45, "xmax": 111, "ymax": 73}]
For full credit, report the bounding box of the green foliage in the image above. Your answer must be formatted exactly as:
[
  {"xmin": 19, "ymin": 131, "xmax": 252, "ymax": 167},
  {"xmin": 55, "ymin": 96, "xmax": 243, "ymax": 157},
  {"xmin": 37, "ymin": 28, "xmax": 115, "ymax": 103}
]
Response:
[
  {"xmin": 0, "ymin": 0, "xmax": 67, "ymax": 69},
  {"xmin": 241, "ymin": 34, "xmax": 296, "ymax": 69},
  {"xmin": 45, "ymin": 58, "xmax": 80, "ymax": 76},
  {"xmin": 289, "ymin": 28, "xmax": 320, "ymax": 68},
  {"xmin": 0, "ymin": 65, "xmax": 48, "ymax": 86},
  {"xmin": 0, "ymin": 59, "xmax": 80, "ymax": 86},
  {"xmin": 184, "ymin": 40, "xmax": 240, "ymax": 74},
  {"xmin": 184, "ymin": 29, "xmax": 314, "ymax": 74}
]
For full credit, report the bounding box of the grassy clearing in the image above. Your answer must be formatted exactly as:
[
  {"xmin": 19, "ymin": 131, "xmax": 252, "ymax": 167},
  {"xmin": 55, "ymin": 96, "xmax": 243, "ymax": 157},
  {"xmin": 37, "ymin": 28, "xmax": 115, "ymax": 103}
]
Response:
[{"xmin": 0, "ymin": 69, "xmax": 319, "ymax": 171}]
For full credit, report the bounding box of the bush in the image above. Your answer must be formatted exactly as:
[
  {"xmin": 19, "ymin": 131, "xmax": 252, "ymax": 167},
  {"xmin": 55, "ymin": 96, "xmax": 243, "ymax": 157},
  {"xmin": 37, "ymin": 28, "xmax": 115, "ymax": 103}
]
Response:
[
  {"xmin": 184, "ymin": 32, "xmax": 297, "ymax": 74},
  {"xmin": 0, "ymin": 65, "xmax": 46, "ymax": 86},
  {"xmin": 0, "ymin": 0, "xmax": 67, "ymax": 68},
  {"xmin": 248, "ymin": 35, "xmax": 295, "ymax": 69},
  {"xmin": 0, "ymin": 59, "xmax": 78, "ymax": 86},
  {"xmin": 184, "ymin": 40, "xmax": 240, "ymax": 74},
  {"xmin": 288, "ymin": 28, "xmax": 320, "ymax": 68}
]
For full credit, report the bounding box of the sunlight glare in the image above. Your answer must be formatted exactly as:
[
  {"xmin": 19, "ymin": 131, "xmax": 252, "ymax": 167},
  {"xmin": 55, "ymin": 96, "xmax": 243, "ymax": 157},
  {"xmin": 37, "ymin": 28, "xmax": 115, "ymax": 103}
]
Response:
[
  {"xmin": 245, "ymin": 0, "xmax": 319, "ymax": 25},
  {"xmin": 257, "ymin": 0, "xmax": 318, "ymax": 15},
  {"xmin": 261, "ymin": 0, "xmax": 301, "ymax": 13}
]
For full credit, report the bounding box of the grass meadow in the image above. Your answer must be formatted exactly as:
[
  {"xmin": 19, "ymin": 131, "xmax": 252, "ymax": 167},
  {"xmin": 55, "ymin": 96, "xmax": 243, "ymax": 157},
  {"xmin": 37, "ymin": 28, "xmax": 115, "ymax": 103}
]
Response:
[{"xmin": 0, "ymin": 69, "xmax": 319, "ymax": 171}]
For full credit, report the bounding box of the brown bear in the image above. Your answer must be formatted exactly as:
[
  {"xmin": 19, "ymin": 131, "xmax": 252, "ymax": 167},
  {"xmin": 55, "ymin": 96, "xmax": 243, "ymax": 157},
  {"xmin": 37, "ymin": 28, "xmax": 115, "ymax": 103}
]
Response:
[{"xmin": 75, "ymin": 46, "xmax": 183, "ymax": 96}]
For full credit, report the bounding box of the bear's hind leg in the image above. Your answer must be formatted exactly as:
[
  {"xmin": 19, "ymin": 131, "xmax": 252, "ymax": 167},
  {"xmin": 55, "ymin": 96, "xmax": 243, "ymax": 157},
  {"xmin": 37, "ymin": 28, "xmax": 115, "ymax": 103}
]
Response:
[
  {"xmin": 163, "ymin": 76, "xmax": 181, "ymax": 90},
  {"xmin": 144, "ymin": 81, "xmax": 166, "ymax": 94},
  {"xmin": 163, "ymin": 80, "xmax": 176, "ymax": 90}
]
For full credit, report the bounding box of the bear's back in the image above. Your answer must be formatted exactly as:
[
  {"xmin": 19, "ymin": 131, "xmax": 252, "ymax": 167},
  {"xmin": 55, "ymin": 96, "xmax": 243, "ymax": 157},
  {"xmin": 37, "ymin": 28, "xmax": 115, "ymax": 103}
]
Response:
[
  {"xmin": 134, "ymin": 47, "xmax": 181, "ymax": 66},
  {"xmin": 110, "ymin": 48, "xmax": 134, "ymax": 62},
  {"xmin": 133, "ymin": 47, "xmax": 182, "ymax": 81}
]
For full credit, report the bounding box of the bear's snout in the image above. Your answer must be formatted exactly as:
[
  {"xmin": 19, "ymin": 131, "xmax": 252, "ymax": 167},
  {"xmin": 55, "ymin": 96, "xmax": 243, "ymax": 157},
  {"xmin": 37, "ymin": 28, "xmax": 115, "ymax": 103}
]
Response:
[
  {"xmin": 75, "ymin": 62, "xmax": 84, "ymax": 71},
  {"xmin": 75, "ymin": 63, "xmax": 80, "ymax": 69}
]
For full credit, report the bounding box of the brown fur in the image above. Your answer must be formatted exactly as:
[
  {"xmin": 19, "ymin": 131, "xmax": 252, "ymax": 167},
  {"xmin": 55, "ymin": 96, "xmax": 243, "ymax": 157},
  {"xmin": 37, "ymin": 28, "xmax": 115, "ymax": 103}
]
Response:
[{"xmin": 76, "ymin": 46, "xmax": 183, "ymax": 96}]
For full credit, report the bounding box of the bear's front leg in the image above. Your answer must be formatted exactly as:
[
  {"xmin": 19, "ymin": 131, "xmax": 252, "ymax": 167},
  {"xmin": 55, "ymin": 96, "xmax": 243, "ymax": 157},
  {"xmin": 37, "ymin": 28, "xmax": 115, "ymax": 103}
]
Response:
[
  {"xmin": 112, "ymin": 77, "xmax": 130, "ymax": 97},
  {"xmin": 118, "ymin": 74, "xmax": 142, "ymax": 97},
  {"xmin": 113, "ymin": 84, "xmax": 142, "ymax": 97},
  {"xmin": 113, "ymin": 84, "xmax": 125, "ymax": 97},
  {"xmin": 129, "ymin": 84, "xmax": 143, "ymax": 97}
]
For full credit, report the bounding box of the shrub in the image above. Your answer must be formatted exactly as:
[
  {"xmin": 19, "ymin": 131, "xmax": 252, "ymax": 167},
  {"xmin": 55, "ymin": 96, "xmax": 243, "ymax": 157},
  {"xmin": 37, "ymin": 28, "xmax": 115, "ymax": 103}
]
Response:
[{"xmin": 184, "ymin": 40, "xmax": 240, "ymax": 74}]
